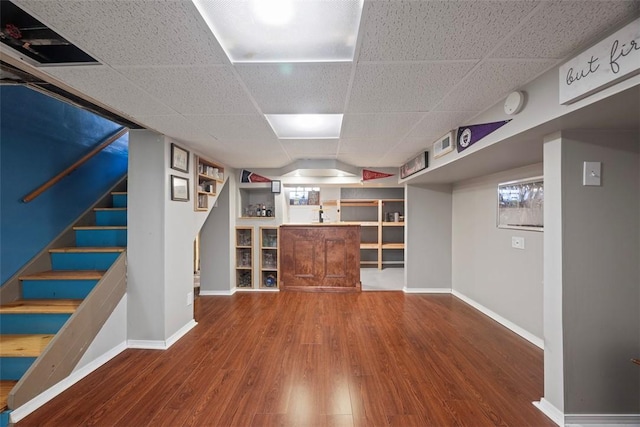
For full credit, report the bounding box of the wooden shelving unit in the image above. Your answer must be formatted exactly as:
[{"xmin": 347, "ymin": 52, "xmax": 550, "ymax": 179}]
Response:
[
  {"xmin": 339, "ymin": 198, "xmax": 405, "ymax": 270},
  {"xmin": 259, "ymin": 227, "xmax": 279, "ymax": 289},
  {"xmin": 195, "ymin": 155, "xmax": 224, "ymax": 211},
  {"xmin": 235, "ymin": 227, "xmax": 253, "ymax": 288}
]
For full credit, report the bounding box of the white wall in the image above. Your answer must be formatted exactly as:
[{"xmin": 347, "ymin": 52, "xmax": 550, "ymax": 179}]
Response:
[
  {"xmin": 451, "ymin": 163, "xmax": 544, "ymax": 340},
  {"xmin": 405, "ymin": 184, "xmax": 452, "ymax": 291}
]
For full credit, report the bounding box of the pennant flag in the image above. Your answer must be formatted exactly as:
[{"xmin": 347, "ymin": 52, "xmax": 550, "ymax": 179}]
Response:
[
  {"xmin": 240, "ymin": 169, "xmax": 271, "ymax": 183},
  {"xmin": 456, "ymin": 120, "xmax": 511, "ymax": 153},
  {"xmin": 362, "ymin": 169, "xmax": 395, "ymax": 181}
]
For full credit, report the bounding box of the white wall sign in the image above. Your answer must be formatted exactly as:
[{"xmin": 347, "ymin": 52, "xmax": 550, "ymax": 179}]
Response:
[{"xmin": 559, "ymin": 17, "xmax": 639, "ymax": 105}]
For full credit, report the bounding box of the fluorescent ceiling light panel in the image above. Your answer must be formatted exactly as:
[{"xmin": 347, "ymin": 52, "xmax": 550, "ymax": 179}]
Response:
[
  {"xmin": 192, "ymin": 0, "xmax": 364, "ymax": 62},
  {"xmin": 265, "ymin": 114, "xmax": 343, "ymax": 139}
]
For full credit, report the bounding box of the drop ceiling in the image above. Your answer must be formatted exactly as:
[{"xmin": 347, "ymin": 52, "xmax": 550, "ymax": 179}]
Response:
[{"xmin": 3, "ymin": 0, "xmax": 639, "ymax": 170}]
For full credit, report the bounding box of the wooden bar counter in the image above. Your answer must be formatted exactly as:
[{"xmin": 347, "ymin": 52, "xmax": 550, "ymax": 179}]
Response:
[{"xmin": 279, "ymin": 224, "xmax": 361, "ymax": 292}]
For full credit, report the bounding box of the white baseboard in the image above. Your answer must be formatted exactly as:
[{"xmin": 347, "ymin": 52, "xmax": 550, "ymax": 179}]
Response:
[
  {"xmin": 533, "ymin": 399, "xmax": 564, "ymax": 426},
  {"xmin": 200, "ymin": 288, "xmax": 236, "ymax": 296},
  {"xmin": 127, "ymin": 320, "xmax": 197, "ymax": 350},
  {"xmin": 452, "ymin": 289, "xmax": 544, "ymax": 349},
  {"xmin": 10, "ymin": 341, "xmax": 127, "ymax": 424},
  {"xmin": 565, "ymin": 413, "xmax": 640, "ymax": 426},
  {"xmin": 403, "ymin": 287, "xmax": 451, "ymax": 294}
]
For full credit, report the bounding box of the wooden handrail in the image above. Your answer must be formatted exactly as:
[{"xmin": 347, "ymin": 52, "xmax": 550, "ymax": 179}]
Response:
[{"xmin": 22, "ymin": 127, "xmax": 129, "ymax": 203}]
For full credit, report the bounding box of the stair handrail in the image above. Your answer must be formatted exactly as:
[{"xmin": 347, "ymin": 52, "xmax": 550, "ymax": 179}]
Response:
[{"xmin": 22, "ymin": 127, "xmax": 129, "ymax": 203}]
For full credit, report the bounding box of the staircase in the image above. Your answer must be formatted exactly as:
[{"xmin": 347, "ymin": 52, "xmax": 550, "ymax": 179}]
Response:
[{"xmin": 0, "ymin": 191, "xmax": 127, "ymax": 426}]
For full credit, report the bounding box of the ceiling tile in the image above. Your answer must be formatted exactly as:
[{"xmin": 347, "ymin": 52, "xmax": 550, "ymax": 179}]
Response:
[
  {"xmin": 406, "ymin": 111, "xmax": 476, "ymax": 141},
  {"xmin": 336, "ymin": 153, "xmax": 390, "ymax": 168},
  {"xmin": 359, "ymin": 1, "xmax": 539, "ymax": 61},
  {"xmin": 347, "ymin": 62, "xmax": 475, "ymax": 113},
  {"xmin": 281, "ymin": 139, "xmax": 340, "ymax": 156},
  {"xmin": 136, "ymin": 115, "xmax": 215, "ymax": 144},
  {"xmin": 496, "ymin": 1, "xmax": 640, "ymax": 59},
  {"xmin": 213, "ymin": 142, "xmax": 291, "ymax": 169},
  {"xmin": 235, "ymin": 63, "xmax": 353, "ymax": 114},
  {"xmin": 117, "ymin": 66, "xmax": 257, "ymax": 115},
  {"xmin": 434, "ymin": 60, "xmax": 555, "ymax": 112},
  {"xmin": 15, "ymin": 0, "xmax": 228, "ymax": 66},
  {"xmin": 185, "ymin": 115, "xmax": 275, "ymax": 140},
  {"xmin": 339, "ymin": 138, "xmax": 397, "ymax": 155},
  {"xmin": 43, "ymin": 65, "xmax": 173, "ymax": 116},
  {"xmin": 341, "ymin": 113, "xmax": 425, "ymax": 139}
]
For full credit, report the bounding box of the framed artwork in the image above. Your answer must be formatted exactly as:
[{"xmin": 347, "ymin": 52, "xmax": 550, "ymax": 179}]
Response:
[
  {"xmin": 271, "ymin": 180, "xmax": 281, "ymax": 193},
  {"xmin": 497, "ymin": 176, "xmax": 543, "ymax": 231},
  {"xmin": 171, "ymin": 143, "xmax": 189, "ymax": 173},
  {"xmin": 171, "ymin": 175, "xmax": 189, "ymax": 201},
  {"xmin": 400, "ymin": 151, "xmax": 428, "ymax": 179}
]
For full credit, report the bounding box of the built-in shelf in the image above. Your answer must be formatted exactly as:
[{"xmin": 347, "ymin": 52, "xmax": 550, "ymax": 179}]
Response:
[
  {"xmin": 339, "ymin": 194, "xmax": 405, "ymax": 270},
  {"xmin": 235, "ymin": 227, "xmax": 253, "ymax": 288},
  {"xmin": 195, "ymin": 155, "xmax": 224, "ymax": 212},
  {"xmin": 259, "ymin": 227, "xmax": 279, "ymax": 290}
]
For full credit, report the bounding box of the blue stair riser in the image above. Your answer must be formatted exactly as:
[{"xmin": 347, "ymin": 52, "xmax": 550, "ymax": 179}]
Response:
[
  {"xmin": 0, "ymin": 313, "xmax": 71, "ymax": 334},
  {"xmin": 22, "ymin": 279, "xmax": 98, "ymax": 299},
  {"xmin": 1, "ymin": 410, "xmax": 11, "ymax": 427},
  {"xmin": 0, "ymin": 357, "xmax": 36, "ymax": 380},
  {"xmin": 112, "ymin": 194, "xmax": 127, "ymax": 208},
  {"xmin": 75, "ymin": 229, "xmax": 126, "ymax": 247},
  {"xmin": 51, "ymin": 252, "xmax": 119, "ymax": 271},
  {"xmin": 95, "ymin": 210, "xmax": 127, "ymax": 226}
]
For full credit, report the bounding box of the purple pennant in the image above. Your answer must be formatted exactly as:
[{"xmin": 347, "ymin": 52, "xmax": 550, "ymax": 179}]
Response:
[{"xmin": 456, "ymin": 120, "xmax": 511, "ymax": 152}]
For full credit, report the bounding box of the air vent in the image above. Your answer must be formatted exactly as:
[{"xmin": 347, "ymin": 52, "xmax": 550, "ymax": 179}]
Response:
[{"xmin": 1, "ymin": 1, "xmax": 99, "ymax": 65}]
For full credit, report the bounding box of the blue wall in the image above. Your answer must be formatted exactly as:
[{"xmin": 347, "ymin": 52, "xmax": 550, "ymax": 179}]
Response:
[{"xmin": 0, "ymin": 86, "xmax": 128, "ymax": 284}]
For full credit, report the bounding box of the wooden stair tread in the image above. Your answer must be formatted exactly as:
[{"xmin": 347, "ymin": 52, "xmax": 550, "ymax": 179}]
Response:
[
  {"xmin": 93, "ymin": 207, "xmax": 127, "ymax": 211},
  {"xmin": 49, "ymin": 247, "xmax": 125, "ymax": 253},
  {"xmin": 0, "ymin": 381, "xmax": 17, "ymax": 412},
  {"xmin": 19, "ymin": 270, "xmax": 104, "ymax": 280},
  {"xmin": 73, "ymin": 226, "xmax": 126, "ymax": 230},
  {"xmin": 0, "ymin": 299, "xmax": 82, "ymax": 314},
  {"xmin": 0, "ymin": 334, "xmax": 54, "ymax": 357}
]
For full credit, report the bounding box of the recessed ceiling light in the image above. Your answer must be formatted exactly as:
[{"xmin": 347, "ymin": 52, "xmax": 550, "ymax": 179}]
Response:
[
  {"xmin": 265, "ymin": 114, "xmax": 343, "ymax": 139},
  {"xmin": 191, "ymin": 0, "xmax": 364, "ymax": 63}
]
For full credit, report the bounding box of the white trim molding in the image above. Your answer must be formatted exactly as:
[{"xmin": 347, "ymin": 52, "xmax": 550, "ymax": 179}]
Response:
[
  {"xmin": 565, "ymin": 413, "xmax": 640, "ymax": 426},
  {"xmin": 127, "ymin": 320, "xmax": 197, "ymax": 350},
  {"xmin": 403, "ymin": 287, "xmax": 451, "ymax": 294},
  {"xmin": 451, "ymin": 290, "xmax": 544, "ymax": 349},
  {"xmin": 533, "ymin": 399, "xmax": 564, "ymax": 426},
  {"xmin": 10, "ymin": 342, "xmax": 127, "ymax": 424},
  {"xmin": 200, "ymin": 289, "xmax": 237, "ymax": 296}
]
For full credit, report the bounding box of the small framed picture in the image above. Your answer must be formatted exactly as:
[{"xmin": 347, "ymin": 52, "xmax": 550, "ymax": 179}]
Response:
[
  {"xmin": 171, "ymin": 175, "xmax": 189, "ymax": 201},
  {"xmin": 271, "ymin": 180, "xmax": 281, "ymax": 194},
  {"xmin": 171, "ymin": 143, "xmax": 189, "ymax": 173}
]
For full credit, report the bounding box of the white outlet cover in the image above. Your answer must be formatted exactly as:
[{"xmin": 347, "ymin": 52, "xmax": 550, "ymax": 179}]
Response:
[{"xmin": 512, "ymin": 236, "xmax": 525, "ymax": 250}]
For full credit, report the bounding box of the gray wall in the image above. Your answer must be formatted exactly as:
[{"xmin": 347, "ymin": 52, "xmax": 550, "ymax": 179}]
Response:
[
  {"xmin": 405, "ymin": 184, "xmax": 452, "ymax": 290},
  {"xmin": 543, "ymin": 135, "xmax": 565, "ymax": 412},
  {"xmin": 128, "ymin": 130, "xmax": 166, "ymax": 341},
  {"xmin": 560, "ymin": 130, "xmax": 639, "ymax": 414},
  {"xmin": 452, "ymin": 163, "xmax": 544, "ymax": 340},
  {"xmin": 200, "ymin": 178, "xmax": 233, "ymax": 292}
]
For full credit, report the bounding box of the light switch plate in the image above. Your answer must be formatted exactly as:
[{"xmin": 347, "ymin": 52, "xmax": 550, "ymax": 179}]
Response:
[
  {"xmin": 187, "ymin": 291, "xmax": 194, "ymax": 306},
  {"xmin": 583, "ymin": 161, "xmax": 601, "ymax": 186},
  {"xmin": 512, "ymin": 236, "xmax": 525, "ymax": 250}
]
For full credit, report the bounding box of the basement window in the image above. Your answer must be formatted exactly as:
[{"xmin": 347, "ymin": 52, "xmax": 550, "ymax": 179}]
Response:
[{"xmin": 1, "ymin": 1, "xmax": 98, "ymax": 65}]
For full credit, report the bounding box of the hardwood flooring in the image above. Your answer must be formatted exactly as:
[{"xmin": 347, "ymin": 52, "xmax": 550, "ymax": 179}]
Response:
[{"xmin": 18, "ymin": 292, "xmax": 554, "ymax": 426}]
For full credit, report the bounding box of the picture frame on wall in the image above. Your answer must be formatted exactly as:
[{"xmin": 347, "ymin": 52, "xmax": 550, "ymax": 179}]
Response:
[
  {"xmin": 271, "ymin": 180, "xmax": 281, "ymax": 194},
  {"xmin": 171, "ymin": 175, "xmax": 189, "ymax": 201},
  {"xmin": 170, "ymin": 143, "xmax": 189, "ymax": 173},
  {"xmin": 497, "ymin": 176, "xmax": 543, "ymax": 231}
]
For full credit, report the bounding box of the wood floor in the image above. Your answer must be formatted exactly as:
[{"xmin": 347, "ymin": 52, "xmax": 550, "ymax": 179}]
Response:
[{"xmin": 18, "ymin": 292, "xmax": 554, "ymax": 426}]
